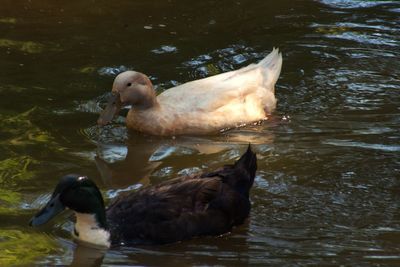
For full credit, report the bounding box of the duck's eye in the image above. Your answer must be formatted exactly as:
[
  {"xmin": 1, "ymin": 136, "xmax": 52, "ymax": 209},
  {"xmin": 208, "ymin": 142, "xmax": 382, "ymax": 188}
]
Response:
[{"xmin": 127, "ymin": 83, "xmax": 132, "ymax": 87}]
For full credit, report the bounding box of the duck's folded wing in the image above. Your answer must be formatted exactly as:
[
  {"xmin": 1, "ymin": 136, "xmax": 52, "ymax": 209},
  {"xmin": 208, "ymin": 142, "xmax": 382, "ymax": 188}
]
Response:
[
  {"xmin": 106, "ymin": 177, "xmax": 246, "ymax": 245},
  {"xmin": 159, "ymin": 66, "xmax": 263, "ymax": 112},
  {"xmin": 159, "ymin": 48, "xmax": 282, "ymax": 113}
]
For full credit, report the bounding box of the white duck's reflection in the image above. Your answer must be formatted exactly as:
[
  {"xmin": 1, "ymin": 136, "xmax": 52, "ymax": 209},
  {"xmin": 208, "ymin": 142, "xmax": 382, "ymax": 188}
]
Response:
[{"xmin": 94, "ymin": 126, "xmax": 275, "ymax": 190}]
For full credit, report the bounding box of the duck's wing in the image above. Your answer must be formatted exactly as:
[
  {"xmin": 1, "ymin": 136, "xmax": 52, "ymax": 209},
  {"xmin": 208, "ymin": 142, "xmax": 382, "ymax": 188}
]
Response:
[
  {"xmin": 158, "ymin": 48, "xmax": 282, "ymax": 112},
  {"xmin": 106, "ymin": 146, "xmax": 256, "ymax": 246},
  {"xmin": 106, "ymin": 176, "xmax": 233, "ymax": 245}
]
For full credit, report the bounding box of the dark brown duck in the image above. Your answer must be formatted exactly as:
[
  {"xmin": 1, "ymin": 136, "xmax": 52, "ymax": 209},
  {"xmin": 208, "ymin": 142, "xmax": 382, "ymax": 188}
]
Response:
[{"xmin": 30, "ymin": 146, "xmax": 257, "ymax": 248}]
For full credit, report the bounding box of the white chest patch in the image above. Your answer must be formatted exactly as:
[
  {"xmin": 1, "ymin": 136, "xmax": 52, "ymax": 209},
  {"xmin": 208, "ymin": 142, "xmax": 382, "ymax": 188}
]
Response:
[{"xmin": 73, "ymin": 213, "xmax": 111, "ymax": 248}]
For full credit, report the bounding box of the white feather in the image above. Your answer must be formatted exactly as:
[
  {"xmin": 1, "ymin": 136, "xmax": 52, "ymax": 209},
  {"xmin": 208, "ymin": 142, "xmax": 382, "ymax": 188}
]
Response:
[{"xmin": 73, "ymin": 213, "xmax": 111, "ymax": 248}]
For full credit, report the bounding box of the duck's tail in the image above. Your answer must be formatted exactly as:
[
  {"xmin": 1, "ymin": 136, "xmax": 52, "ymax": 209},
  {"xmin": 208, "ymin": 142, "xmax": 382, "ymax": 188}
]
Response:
[
  {"xmin": 201, "ymin": 145, "xmax": 257, "ymax": 198},
  {"xmin": 231, "ymin": 144, "xmax": 257, "ymax": 196},
  {"xmin": 257, "ymin": 47, "xmax": 283, "ymax": 89}
]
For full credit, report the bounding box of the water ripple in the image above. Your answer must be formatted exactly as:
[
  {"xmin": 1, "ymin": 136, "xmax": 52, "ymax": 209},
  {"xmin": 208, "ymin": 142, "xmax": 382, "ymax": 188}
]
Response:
[
  {"xmin": 326, "ymin": 32, "xmax": 398, "ymax": 47},
  {"xmin": 151, "ymin": 45, "xmax": 177, "ymax": 54},
  {"xmin": 323, "ymin": 139, "xmax": 400, "ymax": 152},
  {"xmin": 319, "ymin": 0, "xmax": 397, "ymax": 9},
  {"xmin": 182, "ymin": 44, "xmax": 261, "ymax": 78}
]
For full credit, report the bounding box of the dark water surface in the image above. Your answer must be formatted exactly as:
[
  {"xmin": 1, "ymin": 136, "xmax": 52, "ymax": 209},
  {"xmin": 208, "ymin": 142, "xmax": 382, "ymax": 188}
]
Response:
[{"xmin": 1, "ymin": 0, "xmax": 400, "ymax": 266}]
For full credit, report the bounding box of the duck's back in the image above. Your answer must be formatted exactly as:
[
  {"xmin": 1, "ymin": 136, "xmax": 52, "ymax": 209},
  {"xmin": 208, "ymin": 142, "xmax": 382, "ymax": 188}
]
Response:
[{"xmin": 106, "ymin": 146, "xmax": 257, "ymax": 246}]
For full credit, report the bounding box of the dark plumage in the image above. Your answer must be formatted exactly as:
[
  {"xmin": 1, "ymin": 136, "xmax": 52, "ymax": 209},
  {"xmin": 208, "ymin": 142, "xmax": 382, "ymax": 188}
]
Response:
[{"xmin": 30, "ymin": 145, "xmax": 257, "ymax": 248}]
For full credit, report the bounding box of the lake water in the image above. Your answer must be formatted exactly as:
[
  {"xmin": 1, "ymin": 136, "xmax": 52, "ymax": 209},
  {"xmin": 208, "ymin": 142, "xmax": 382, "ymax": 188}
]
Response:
[{"xmin": 1, "ymin": 0, "xmax": 399, "ymax": 266}]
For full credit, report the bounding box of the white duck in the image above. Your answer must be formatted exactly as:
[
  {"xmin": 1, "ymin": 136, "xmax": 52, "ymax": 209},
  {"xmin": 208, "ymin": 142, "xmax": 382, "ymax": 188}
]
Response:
[{"xmin": 98, "ymin": 48, "xmax": 282, "ymax": 136}]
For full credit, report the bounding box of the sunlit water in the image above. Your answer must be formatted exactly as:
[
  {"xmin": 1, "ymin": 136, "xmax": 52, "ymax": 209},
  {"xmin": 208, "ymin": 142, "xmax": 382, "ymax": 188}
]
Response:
[{"xmin": 0, "ymin": 0, "xmax": 399, "ymax": 266}]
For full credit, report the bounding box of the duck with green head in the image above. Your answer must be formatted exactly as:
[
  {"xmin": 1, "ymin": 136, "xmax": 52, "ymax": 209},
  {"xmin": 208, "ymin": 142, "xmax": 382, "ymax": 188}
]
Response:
[{"xmin": 30, "ymin": 146, "xmax": 257, "ymax": 248}]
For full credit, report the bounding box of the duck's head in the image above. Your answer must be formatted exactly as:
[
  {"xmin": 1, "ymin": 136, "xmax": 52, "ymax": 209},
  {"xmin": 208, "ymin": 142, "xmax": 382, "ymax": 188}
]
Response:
[
  {"xmin": 30, "ymin": 174, "xmax": 110, "ymax": 247},
  {"xmin": 97, "ymin": 71, "xmax": 157, "ymax": 126}
]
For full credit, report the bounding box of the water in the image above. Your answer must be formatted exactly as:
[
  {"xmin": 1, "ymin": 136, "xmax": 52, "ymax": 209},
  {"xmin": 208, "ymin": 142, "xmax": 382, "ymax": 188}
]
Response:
[{"xmin": 1, "ymin": 0, "xmax": 400, "ymax": 266}]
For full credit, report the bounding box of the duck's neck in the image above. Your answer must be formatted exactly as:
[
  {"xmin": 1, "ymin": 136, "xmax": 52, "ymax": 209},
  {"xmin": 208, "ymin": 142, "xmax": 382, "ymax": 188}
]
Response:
[
  {"xmin": 73, "ymin": 212, "xmax": 111, "ymax": 248},
  {"xmin": 134, "ymin": 85, "xmax": 160, "ymax": 110},
  {"xmin": 137, "ymin": 97, "xmax": 159, "ymax": 110}
]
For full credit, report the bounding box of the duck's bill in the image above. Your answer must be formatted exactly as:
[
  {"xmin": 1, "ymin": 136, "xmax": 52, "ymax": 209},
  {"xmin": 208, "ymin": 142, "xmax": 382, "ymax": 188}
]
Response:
[
  {"xmin": 97, "ymin": 93, "xmax": 122, "ymax": 126},
  {"xmin": 29, "ymin": 194, "xmax": 65, "ymax": 227}
]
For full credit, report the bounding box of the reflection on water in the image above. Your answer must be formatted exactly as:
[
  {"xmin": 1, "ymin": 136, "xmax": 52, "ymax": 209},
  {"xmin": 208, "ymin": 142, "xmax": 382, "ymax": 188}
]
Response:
[
  {"xmin": 0, "ymin": 0, "xmax": 400, "ymax": 265},
  {"xmin": 69, "ymin": 244, "xmax": 106, "ymax": 267},
  {"xmin": 319, "ymin": 0, "xmax": 397, "ymax": 9},
  {"xmin": 0, "ymin": 229, "xmax": 61, "ymax": 266},
  {"xmin": 93, "ymin": 129, "xmax": 274, "ymax": 189},
  {"xmin": 323, "ymin": 139, "xmax": 400, "ymax": 152}
]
